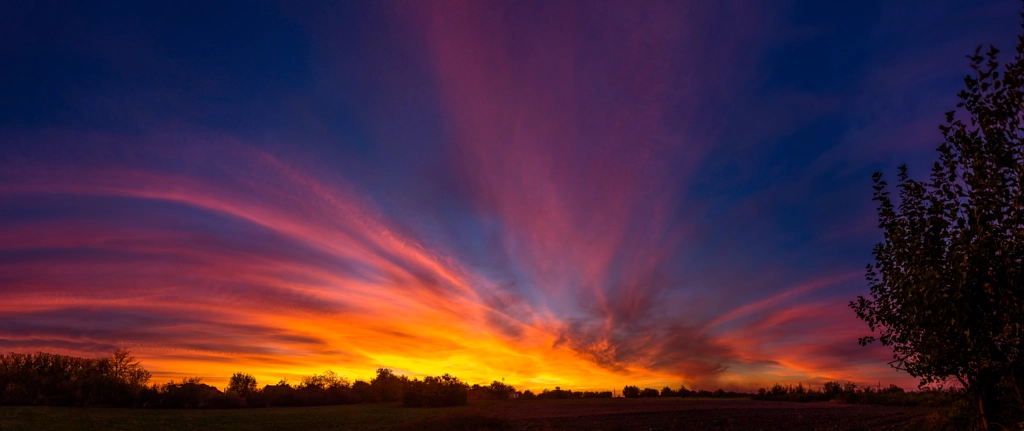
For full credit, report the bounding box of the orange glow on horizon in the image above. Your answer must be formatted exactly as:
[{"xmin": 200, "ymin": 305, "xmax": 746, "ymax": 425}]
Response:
[
  {"xmin": 0, "ymin": 1, "xmax": 929, "ymax": 395},
  {"xmin": 0, "ymin": 137, "xmax": 917, "ymax": 392}
]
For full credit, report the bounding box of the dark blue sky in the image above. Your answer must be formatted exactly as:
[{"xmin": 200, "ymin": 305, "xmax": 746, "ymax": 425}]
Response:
[{"xmin": 0, "ymin": 0, "xmax": 1020, "ymax": 389}]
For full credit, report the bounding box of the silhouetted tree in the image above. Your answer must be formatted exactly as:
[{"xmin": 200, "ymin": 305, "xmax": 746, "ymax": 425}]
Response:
[
  {"xmin": 884, "ymin": 384, "xmax": 905, "ymax": 394},
  {"xmin": 351, "ymin": 380, "xmax": 374, "ymax": 403},
  {"xmin": 676, "ymin": 384, "xmax": 692, "ymax": 397},
  {"xmin": 298, "ymin": 370, "xmax": 347, "ymax": 391},
  {"xmin": 471, "ymin": 380, "xmax": 516, "ymax": 400},
  {"xmin": 0, "ymin": 350, "xmax": 151, "ymax": 406},
  {"xmin": 536, "ymin": 386, "xmax": 580, "ymax": 399},
  {"xmin": 580, "ymin": 390, "xmax": 613, "ymax": 398},
  {"xmin": 370, "ymin": 368, "xmax": 405, "ymax": 402},
  {"xmin": 640, "ymin": 388, "xmax": 660, "ymax": 397},
  {"xmin": 228, "ymin": 372, "xmax": 257, "ymax": 397},
  {"xmin": 402, "ymin": 374, "xmax": 468, "ymax": 407},
  {"xmin": 823, "ymin": 381, "xmax": 843, "ymax": 397},
  {"xmin": 851, "ymin": 24, "xmax": 1024, "ymax": 430},
  {"xmin": 261, "ymin": 382, "xmax": 297, "ymax": 407},
  {"xmin": 622, "ymin": 385, "xmax": 641, "ymax": 398},
  {"xmin": 103, "ymin": 349, "xmax": 151, "ymax": 405},
  {"xmin": 159, "ymin": 377, "xmax": 221, "ymax": 408}
]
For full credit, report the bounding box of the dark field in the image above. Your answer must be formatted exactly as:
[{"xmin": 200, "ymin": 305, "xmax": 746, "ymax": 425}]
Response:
[{"xmin": 0, "ymin": 398, "xmax": 935, "ymax": 431}]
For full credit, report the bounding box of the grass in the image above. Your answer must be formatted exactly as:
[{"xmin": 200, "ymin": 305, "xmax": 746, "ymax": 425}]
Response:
[
  {"xmin": 0, "ymin": 398, "xmax": 935, "ymax": 431},
  {"xmin": 0, "ymin": 403, "xmax": 467, "ymax": 431}
]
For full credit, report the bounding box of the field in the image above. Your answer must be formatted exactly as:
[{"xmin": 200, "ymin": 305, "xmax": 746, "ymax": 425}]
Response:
[{"xmin": 0, "ymin": 398, "xmax": 936, "ymax": 431}]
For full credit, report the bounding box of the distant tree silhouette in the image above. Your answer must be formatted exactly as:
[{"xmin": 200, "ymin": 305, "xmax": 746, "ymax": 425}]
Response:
[
  {"xmin": 158, "ymin": 377, "xmax": 226, "ymax": 408},
  {"xmin": 228, "ymin": 373, "xmax": 257, "ymax": 397},
  {"xmin": 823, "ymin": 381, "xmax": 843, "ymax": 397},
  {"xmin": 884, "ymin": 384, "xmax": 905, "ymax": 394},
  {"xmin": 622, "ymin": 385, "xmax": 641, "ymax": 398},
  {"xmin": 351, "ymin": 380, "xmax": 374, "ymax": 403},
  {"xmin": 370, "ymin": 368, "xmax": 406, "ymax": 402},
  {"xmin": 104, "ymin": 349, "xmax": 151, "ymax": 404},
  {"xmin": 260, "ymin": 381, "xmax": 298, "ymax": 407},
  {"xmin": 676, "ymin": 384, "xmax": 692, "ymax": 397},
  {"xmin": 402, "ymin": 374, "xmax": 468, "ymax": 407},
  {"xmin": 640, "ymin": 388, "xmax": 660, "ymax": 397},
  {"xmin": 298, "ymin": 370, "xmax": 347, "ymax": 391},
  {"xmin": 471, "ymin": 380, "xmax": 516, "ymax": 400},
  {"xmin": 0, "ymin": 348, "xmax": 750, "ymax": 410},
  {"xmin": 753, "ymin": 381, "xmax": 946, "ymax": 406},
  {"xmin": 0, "ymin": 350, "xmax": 150, "ymax": 406},
  {"xmin": 851, "ymin": 23, "xmax": 1024, "ymax": 430},
  {"xmin": 537, "ymin": 386, "xmax": 572, "ymax": 399}
]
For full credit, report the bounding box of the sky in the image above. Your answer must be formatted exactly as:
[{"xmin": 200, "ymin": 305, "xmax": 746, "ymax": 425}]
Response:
[{"xmin": 0, "ymin": 0, "xmax": 1020, "ymax": 392}]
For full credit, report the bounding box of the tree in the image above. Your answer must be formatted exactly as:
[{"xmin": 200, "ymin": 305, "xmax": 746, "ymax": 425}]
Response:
[
  {"xmin": 622, "ymin": 385, "xmax": 640, "ymax": 398},
  {"xmin": 640, "ymin": 388, "xmax": 660, "ymax": 397},
  {"xmin": 107, "ymin": 349, "xmax": 151, "ymax": 388},
  {"xmin": 402, "ymin": 374, "xmax": 468, "ymax": 407},
  {"xmin": 298, "ymin": 370, "xmax": 347, "ymax": 391},
  {"xmin": 486, "ymin": 380, "xmax": 516, "ymax": 399},
  {"xmin": 370, "ymin": 368, "xmax": 405, "ymax": 402},
  {"xmin": 97, "ymin": 349, "xmax": 151, "ymax": 406},
  {"xmin": 228, "ymin": 372, "xmax": 258, "ymax": 397},
  {"xmin": 851, "ymin": 21, "xmax": 1024, "ymax": 430}
]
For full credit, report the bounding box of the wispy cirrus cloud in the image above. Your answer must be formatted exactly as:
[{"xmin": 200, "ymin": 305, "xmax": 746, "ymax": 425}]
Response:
[{"xmin": 3, "ymin": 0, "xmax": 1010, "ymax": 392}]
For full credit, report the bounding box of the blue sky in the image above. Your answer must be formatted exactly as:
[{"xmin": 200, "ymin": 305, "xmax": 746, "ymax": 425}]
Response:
[{"xmin": 0, "ymin": 0, "xmax": 1020, "ymax": 389}]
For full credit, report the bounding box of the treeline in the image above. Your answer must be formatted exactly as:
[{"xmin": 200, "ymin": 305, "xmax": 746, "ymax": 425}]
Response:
[
  {"xmin": 512, "ymin": 385, "xmax": 747, "ymax": 400},
  {"xmin": 622, "ymin": 385, "xmax": 747, "ymax": 399},
  {"xmin": 0, "ymin": 350, "xmax": 151, "ymax": 406},
  {"xmin": 0, "ymin": 351, "xmax": 480, "ymax": 408},
  {"xmin": 1, "ymin": 350, "xmax": 757, "ymax": 409},
  {"xmin": 519, "ymin": 387, "xmax": 613, "ymax": 399},
  {"xmin": 753, "ymin": 381, "xmax": 953, "ymax": 406}
]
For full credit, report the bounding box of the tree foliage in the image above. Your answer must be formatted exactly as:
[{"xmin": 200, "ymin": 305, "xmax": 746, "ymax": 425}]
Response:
[
  {"xmin": 851, "ymin": 20, "xmax": 1024, "ymax": 429},
  {"xmin": 0, "ymin": 349, "xmax": 150, "ymax": 406},
  {"xmin": 371, "ymin": 367, "xmax": 407, "ymax": 402},
  {"xmin": 227, "ymin": 372, "xmax": 257, "ymax": 397},
  {"xmin": 402, "ymin": 374, "xmax": 468, "ymax": 407}
]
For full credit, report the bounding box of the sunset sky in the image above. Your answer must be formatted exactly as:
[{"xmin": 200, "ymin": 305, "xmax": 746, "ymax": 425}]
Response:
[{"xmin": 1, "ymin": 1, "xmax": 1020, "ymax": 392}]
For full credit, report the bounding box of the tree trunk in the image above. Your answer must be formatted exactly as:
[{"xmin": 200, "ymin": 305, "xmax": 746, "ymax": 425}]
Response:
[
  {"xmin": 976, "ymin": 371, "xmax": 1002, "ymax": 431},
  {"xmin": 978, "ymin": 393, "xmax": 990, "ymax": 431}
]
